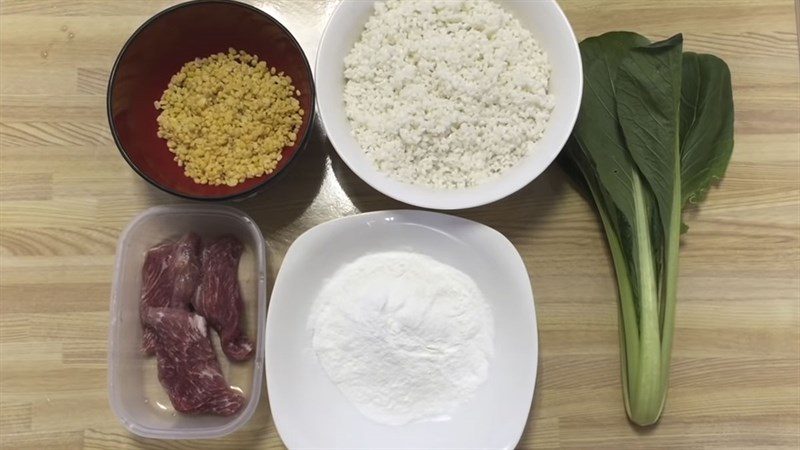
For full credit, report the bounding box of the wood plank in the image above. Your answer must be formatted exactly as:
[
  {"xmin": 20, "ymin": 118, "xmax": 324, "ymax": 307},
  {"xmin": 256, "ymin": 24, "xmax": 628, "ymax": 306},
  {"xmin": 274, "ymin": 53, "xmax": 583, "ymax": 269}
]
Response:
[{"xmin": 1, "ymin": 0, "xmax": 798, "ymax": 448}]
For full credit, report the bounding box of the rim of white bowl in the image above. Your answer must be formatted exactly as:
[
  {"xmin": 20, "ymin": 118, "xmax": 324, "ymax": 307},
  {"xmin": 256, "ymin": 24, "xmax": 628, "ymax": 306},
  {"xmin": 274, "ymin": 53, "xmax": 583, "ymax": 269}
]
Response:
[{"xmin": 315, "ymin": 0, "xmax": 583, "ymax": 210}]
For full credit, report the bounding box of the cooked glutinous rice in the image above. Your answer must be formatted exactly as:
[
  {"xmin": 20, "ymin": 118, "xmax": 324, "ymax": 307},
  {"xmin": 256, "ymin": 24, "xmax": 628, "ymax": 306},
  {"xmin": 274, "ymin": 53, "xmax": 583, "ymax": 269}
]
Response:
[{"xmin": 343, "ymin": 0, "xmax": 555, "ymax": 189}]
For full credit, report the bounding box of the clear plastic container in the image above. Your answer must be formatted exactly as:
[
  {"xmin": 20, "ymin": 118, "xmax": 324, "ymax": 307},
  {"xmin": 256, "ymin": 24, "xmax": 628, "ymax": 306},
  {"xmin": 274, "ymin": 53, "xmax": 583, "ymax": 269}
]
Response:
[{"xmin": 108, "ymin": 205, "xmax": 266, "ymax": 439}]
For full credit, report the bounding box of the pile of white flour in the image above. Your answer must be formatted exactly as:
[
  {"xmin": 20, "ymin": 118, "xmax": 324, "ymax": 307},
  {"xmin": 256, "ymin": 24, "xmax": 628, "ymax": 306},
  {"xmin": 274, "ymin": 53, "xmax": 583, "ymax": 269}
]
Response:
[
  {"xmin": 343, "ymin": 0, "xmax": 555, "ymax": 189},
  {"xmin": 308, "ymin": 252, "xmax": 494, "ymax": 425}
]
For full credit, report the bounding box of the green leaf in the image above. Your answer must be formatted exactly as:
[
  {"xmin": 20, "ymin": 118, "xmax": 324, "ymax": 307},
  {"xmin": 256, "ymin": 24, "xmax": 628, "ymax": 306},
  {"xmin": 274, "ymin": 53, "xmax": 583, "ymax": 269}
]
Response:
[
  {"xmin": 580, "ymin": 31, "xmax": 652, "ymax": 69},
  {"xmin": 561, "ymin": 137, "xmax": 641, "ymax": 405},
  {"xmin": 564, "ymin": 33, "xmax": 669, "ymax": 422},
  {"xmin": 572, "ymin": 32, "xmax": 662, "ymax": 312},
  {"xmin": 559, "ymin": 31, "xmax": 734, "ymax": 427},
  {"xmin": 615, "ymin": 34, "xmax": 686, "ymax": 426},
  {"xmin": 616, "ymin": 34, "xmax": 684, "ymax": 239},
  {"xmin": 559, "ymin": 137, "xmax": 594, "ymax": 199},
  {"xmin": 572, "ymin": 32, "xmax": 650, "ymax": 223},
  {"xmin": 679, "ymin": 52, "xmax": 735, "ymax": 206}
]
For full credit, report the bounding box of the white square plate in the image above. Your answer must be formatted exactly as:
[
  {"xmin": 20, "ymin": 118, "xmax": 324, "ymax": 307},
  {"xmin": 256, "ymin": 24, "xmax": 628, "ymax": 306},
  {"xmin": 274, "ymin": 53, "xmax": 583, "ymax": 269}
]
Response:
[{"xmin": 266, "ymin": 210, "xmax": 538, "ymax": 449}]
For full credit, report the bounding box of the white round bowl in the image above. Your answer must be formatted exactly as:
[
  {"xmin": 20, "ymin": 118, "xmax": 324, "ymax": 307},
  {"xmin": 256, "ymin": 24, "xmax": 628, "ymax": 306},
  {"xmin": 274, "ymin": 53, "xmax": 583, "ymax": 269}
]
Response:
[{"xmin": 316, "ymin": 0, "xmax": 582, "ymax": 210}]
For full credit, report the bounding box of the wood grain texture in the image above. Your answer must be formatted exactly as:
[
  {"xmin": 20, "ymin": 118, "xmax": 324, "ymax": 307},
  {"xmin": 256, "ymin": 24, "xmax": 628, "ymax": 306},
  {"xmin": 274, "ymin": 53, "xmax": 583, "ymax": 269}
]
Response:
[{"xmin": 1, "ymin": 0, "xmax": 798, "ymax": 448}]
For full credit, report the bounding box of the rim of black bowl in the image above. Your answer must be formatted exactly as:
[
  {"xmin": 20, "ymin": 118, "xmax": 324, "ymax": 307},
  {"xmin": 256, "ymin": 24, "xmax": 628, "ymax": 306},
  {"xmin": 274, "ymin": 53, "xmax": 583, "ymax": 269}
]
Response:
[{"xmin": 106, "ymin": 0, "xmax": 317, "ymax": 202}]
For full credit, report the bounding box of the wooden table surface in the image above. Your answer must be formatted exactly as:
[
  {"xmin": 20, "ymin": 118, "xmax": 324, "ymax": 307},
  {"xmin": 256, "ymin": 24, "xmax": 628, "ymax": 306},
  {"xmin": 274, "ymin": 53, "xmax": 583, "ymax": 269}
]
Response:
[{"xmin": 1, "ymin": 0, "xmax": 799, "ymax": 448}]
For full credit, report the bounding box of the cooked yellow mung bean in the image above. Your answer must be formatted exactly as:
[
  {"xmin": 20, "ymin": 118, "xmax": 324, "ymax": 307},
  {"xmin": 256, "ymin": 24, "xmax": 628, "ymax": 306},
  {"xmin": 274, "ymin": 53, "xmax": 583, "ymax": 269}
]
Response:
[{"xmin": 155, "ymin": 48, "xmax": 304, "ymax": 186}]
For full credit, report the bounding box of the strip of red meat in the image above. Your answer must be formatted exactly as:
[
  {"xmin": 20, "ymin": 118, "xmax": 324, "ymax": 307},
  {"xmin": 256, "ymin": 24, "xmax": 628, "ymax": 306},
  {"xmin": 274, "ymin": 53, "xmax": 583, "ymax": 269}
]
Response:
[
  {"xmin": 142, "ymin": 307, "xmax": 245, "ymax": 416},
  {"xmin": 139, "ymin": 233, "xmax": 202, "ymax": 355},
  {"xmin": 169, "ymin": 232, "xmax": 202, "ymax": 309},
  {"xmin": 139, "ymin": 242, "xmax": 174, "ymax": 355},
  {"xmin": 194, "ymin": 235, "xmax": 254, "ymax": 362}
]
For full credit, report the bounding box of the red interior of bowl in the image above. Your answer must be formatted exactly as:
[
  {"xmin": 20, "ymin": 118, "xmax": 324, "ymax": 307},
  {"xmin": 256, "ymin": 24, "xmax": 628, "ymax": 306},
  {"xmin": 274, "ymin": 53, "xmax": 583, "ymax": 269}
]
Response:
[{"xmin": 109, "ymin": 0, "xmax": 315, "ymax": 200}]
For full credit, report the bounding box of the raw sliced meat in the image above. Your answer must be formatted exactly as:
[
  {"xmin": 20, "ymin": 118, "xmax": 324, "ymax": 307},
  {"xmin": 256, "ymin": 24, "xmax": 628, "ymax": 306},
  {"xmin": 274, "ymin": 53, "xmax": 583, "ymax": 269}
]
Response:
[
  {"xmin": 194, "ymin": 235, "xmax": 254, "ymax": 362},
  {"xmin": 169, "ymin": 232, "xmax": 202, "ymax": 309},
  {"xmin": 142, "ymin": 307, "xmax": 245, "ymax": 416},
  {"xmin": 139, "ymin": 242, "xmax": 175, "ymax": 355},
  {"xmin": 139, "ymin": 233, "xmax": 202, "ymax": 355}
]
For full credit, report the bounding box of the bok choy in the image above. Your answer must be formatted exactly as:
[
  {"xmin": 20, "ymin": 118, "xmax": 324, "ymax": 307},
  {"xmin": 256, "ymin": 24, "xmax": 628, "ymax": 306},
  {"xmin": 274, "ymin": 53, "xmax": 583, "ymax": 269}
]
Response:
[{"xmin": 560, "ymin": 32, "xmax": 734, "ymax": 426}]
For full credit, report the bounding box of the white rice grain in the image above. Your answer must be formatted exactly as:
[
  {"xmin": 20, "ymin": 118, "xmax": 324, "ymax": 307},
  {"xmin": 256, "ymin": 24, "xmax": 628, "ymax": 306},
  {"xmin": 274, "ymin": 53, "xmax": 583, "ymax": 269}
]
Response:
[{"xmin": 343, "ymin": 0, "xmax": 555, "ymax": 189}]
